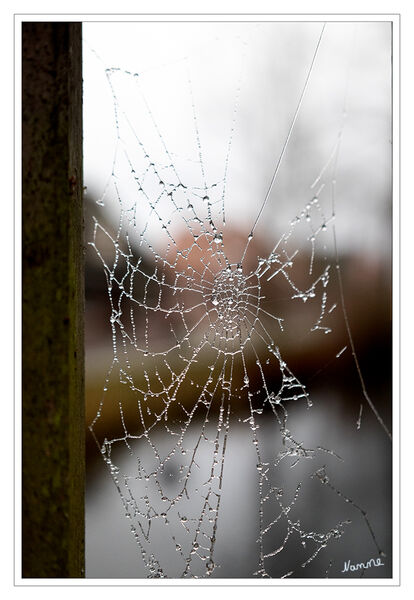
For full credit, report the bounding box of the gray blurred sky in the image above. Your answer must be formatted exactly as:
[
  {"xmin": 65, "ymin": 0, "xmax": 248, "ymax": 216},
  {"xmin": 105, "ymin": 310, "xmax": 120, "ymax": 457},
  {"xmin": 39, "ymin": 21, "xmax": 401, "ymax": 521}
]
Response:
[{"xmin": 83, "ymin": 21, "xmax": 391, "ymax": 258}]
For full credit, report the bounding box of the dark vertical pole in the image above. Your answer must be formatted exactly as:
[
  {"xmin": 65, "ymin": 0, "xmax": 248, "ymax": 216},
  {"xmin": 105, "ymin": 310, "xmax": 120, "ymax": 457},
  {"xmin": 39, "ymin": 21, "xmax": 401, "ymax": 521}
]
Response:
[{"xmin": 22, "ymin": 22, "xmax": 84, "ymax": 577}]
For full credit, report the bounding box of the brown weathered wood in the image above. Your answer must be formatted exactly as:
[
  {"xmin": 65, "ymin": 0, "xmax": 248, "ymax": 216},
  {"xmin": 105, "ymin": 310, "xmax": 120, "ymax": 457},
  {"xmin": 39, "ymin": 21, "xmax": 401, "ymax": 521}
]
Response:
[{"xmin": 22, "ymin": 22, "xmax": 84, "ymax": 578}]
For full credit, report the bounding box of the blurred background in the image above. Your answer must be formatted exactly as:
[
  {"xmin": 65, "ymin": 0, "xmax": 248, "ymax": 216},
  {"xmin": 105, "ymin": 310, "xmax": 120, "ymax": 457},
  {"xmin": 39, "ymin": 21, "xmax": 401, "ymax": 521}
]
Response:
[{"xmin": 83, "ymin": 21, "xmax": 392, "ymax": 579}]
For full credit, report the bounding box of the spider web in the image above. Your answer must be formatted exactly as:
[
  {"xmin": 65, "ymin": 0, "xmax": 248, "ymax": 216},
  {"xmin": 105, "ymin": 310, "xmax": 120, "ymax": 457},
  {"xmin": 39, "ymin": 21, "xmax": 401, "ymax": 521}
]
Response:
[{"xmin": 85, "ymin": 22, "xmax": 392, "ymax": 579}]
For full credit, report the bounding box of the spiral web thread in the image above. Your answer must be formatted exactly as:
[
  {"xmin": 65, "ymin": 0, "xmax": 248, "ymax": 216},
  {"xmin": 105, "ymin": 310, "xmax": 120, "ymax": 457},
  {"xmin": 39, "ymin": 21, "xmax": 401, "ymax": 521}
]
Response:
[{"xmin": 88, "ymin": 27, "xmax": 386, "ymax": 579}]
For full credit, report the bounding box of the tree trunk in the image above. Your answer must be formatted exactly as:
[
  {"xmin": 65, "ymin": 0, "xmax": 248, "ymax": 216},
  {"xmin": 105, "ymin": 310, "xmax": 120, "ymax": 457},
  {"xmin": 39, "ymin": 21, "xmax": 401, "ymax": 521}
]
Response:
[{"xmin": 22, "ymin": 22, "xmax": 84, "ymax": 578}]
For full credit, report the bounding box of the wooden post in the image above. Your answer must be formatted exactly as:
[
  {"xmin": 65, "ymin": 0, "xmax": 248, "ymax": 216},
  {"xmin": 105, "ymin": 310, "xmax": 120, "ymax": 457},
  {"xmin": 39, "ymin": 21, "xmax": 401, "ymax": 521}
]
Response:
[{"xmin": 22, "ymin": 22, "xmax": 84, "ymax": 578}]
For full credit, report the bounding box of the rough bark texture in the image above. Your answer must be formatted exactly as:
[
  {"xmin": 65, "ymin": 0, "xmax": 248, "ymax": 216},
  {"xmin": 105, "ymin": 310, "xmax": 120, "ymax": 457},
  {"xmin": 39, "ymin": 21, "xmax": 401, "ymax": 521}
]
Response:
[{"xmin": 22, "ymin": 22, "xmax": 84, "ymax": 578}]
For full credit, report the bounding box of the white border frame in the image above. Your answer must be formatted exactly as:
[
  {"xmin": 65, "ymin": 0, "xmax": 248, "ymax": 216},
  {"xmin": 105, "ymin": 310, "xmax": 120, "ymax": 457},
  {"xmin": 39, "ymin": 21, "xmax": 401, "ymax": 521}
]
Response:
[{"xmin": 13, "ymin": 10, "xmax": 400, "ymax": 590}]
